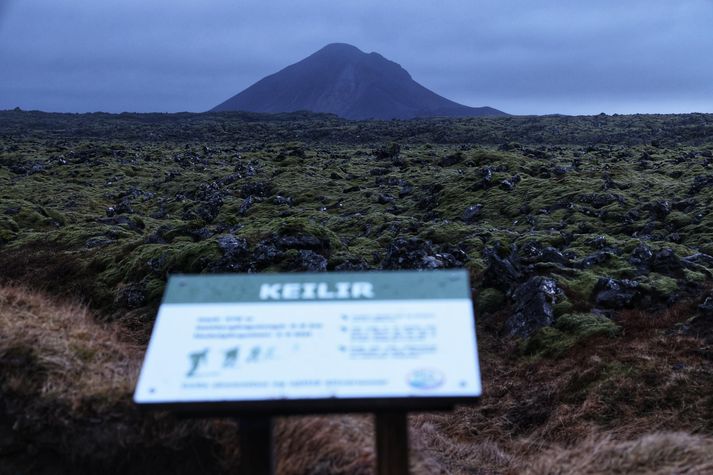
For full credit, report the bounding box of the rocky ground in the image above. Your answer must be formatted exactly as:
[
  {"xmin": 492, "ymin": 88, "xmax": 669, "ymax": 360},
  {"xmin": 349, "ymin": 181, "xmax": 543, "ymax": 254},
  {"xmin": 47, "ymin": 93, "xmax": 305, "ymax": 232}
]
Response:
[{"xmin": 1, "ymin": 110, "xmax": 713, "ymax": 473}]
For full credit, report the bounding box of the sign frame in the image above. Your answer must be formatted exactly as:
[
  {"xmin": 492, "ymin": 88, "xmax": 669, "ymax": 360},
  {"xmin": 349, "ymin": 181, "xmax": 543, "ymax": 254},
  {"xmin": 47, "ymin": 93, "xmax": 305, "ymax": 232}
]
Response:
[{"xmin": 134, "ymin": 270, "xmax": 482, "ymax": 417}]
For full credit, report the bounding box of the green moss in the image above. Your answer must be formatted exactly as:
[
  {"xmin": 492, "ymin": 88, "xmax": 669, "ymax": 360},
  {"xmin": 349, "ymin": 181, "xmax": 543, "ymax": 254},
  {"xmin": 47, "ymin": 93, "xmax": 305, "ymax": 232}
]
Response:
[
  {"xmin": 524, "ymin": 313, "xmax": 621, "ymax": 358},
  {"xmin": 684, "ymin": 269, "xmax": 707, "ymax": 284},
  {"xmin": 522, "ymin": 327, "xmax": 571, "ymax": 358},
  {"xmin": 553, "ymin": 299, "xmax": 575, "ymax": 318},
  {"xmin": 477, "ymin": 288, "xmax": 506, "ymax": 316},
  {"xmin": 639, "ymin": 273, "xmax": 679, "ymax": 296},
  {"xmin": 44, "ymin": 208, "xmax": 67, "ymax": 226},
  {"xmin": 555, "ymin": 313, "xmax": 621, "ymax": 338},
  {"xmin": 667, "ymin": 211, "xmax": 692, "ymax": 228},
  {"xmin": 558, "ymin": 270, "xmax": 601, "ymax": 301}
]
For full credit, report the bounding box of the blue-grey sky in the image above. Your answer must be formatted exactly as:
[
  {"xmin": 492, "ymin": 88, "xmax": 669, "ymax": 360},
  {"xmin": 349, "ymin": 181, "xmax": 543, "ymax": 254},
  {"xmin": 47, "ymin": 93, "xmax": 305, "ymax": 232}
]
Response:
[{"xmin": 1, "ymin": 0, "xmax": 712, "ymax": 115}]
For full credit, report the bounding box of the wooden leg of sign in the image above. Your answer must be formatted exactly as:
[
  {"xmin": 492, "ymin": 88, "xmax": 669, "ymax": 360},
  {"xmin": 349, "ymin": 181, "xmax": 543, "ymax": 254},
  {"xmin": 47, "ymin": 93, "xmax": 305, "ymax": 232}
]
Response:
[
  {"xmin": 238, "ymin": 416, "xmax": 274, "ymax": 475},
  {"xmin": 375, "ymin": 412, "xmax": 409, "ymax": 475}
]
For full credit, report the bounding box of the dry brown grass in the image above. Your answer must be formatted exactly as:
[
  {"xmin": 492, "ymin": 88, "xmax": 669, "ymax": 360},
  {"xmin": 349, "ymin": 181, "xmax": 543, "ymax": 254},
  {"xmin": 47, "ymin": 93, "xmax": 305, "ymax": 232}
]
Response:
[
  {"xmin": 525, "ymin": 432, "xmax": 713, "ymax": 475},
  {"xmin": 0, "ymin": 283, "xmax": 141, "ymax": 408}
]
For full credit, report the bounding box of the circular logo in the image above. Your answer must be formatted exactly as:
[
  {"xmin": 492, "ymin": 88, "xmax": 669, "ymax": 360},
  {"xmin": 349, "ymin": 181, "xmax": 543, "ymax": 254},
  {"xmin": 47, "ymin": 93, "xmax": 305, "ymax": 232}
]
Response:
[{"xmin": 407, "ymin": 369, "xmax": 445, "ymax": 390}]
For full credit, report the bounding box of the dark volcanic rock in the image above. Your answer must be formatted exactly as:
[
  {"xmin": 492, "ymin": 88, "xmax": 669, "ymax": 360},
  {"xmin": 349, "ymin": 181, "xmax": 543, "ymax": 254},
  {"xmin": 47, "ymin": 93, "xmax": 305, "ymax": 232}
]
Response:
[
  {"xmin": 579, "ymin": 193, "xmax": 620, "ymax": 209},
  {"xmin": 593, "ymin": 277, "xmax": 641, "ymax": 309},
  {"xmin": 287, "ymin": 250, "xmax": 328, "ymax": 272},
  {"xmin": 699, "ymin": 295, "xmax": 713, "ymax": 317},
  {"xmin": 683, "ymin": 253, "xmax": 713, "ymax": 267},
  {"xmin": 116, "ymin": 282, "xmax": 146, "ymax": 309},
  {"xmin": 539, "ymin": 247, "xmax": 571, "ymax": 266},
  {"xmin": 416, "ymin": 183, "xmax": 443, "ymax": 211},
  {"xmin": 240, "ymin": 181, "xmax": 273, "ymax": 198},
  {"xmin": 218, "ymin": 234, "xmax": 249, "ymax": 260},
  {"xmin": 381, "ymin": 237, "xmax": 462, "ymax": 270},
  {"xmin": 690, "ymin": 175, "xmax": 713, "ymax": 194},
  {"xmin": 680, "ymin": 294, "xmax": 713, "ymax": 342},
  {"xmin": 247, "ymin": 231, "xmax": 333, "ymax": 272},
  {"xmin": 651, "ymin": 248, "xmax": 683, "ymax": 275},
  {"xmin": 374, "ymin": 143, "xmax": 401, "ymax": 160},
  {"xmin": 506, "ymin": 276, "xmax": 561, "ymax": 338},
  {"xmin": 483, "ymin": 245, "xmax": 523, "ymax": 292},
  {"xmin": 462, "ymin": 204, "xmax": 483, "ymax": 223},
  {"xmin": 438, "ymin": 152, "xmax": 464, "ymax": 167},
  {"xmin": 275, "ymin": 234, "xmax": 329, "ymax": 254},
  {"xmin": 334, "ymin": 258, "xmax": 370, "ymax": 271},
  {"xmin": 643, "ymin": 200, "xmax": 672, "ymax": 219},
  {"xmin": 239, "ymin": 196, "xmax": 255, "ymax": 215},
  {"xmin": 96, "ymin": 215, "xmax": 144, "ymax": 232},
  {"xmin": 576, "ymin": 250, "xmax": 611, "ymax": 269},
  {"xmin": 520, "ymin": 242, "xmax": 571, "ymax": 267},
  {"xmin": 629, "ymin": 242, "xmax": 654, "ymax": 272},
  {"xmin": 209, "ymin": 234, "xmax": 250, "ymax": 272}
]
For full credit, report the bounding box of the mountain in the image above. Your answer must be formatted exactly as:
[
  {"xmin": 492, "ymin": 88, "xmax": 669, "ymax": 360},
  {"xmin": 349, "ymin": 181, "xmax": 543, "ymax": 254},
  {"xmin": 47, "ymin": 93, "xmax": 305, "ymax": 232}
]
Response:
[{"xmin": 211, "ymin": 43, "xmax": 506, "ymax": 119}]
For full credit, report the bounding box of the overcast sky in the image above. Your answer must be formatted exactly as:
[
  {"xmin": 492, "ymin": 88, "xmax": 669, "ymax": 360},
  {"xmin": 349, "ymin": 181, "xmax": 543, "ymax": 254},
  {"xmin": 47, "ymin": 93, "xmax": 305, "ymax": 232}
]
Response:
[{"xmin": 1, "ymin": 0, "xmax": 712, "ymax": 115}]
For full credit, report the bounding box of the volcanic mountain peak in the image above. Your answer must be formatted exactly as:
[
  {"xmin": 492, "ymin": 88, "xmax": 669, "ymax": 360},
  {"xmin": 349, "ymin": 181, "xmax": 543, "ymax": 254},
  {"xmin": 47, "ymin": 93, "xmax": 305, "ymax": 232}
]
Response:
[{"xmin": 212, "ymin": 43, "xmax": 506, "ymax": 120}]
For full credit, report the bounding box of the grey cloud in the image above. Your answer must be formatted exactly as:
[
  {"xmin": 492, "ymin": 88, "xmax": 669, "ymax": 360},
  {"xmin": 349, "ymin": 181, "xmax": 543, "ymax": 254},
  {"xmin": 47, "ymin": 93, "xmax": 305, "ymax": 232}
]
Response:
[{"xmin": 0, "ymin": 0, "xmax": 711, "ymax": 114}]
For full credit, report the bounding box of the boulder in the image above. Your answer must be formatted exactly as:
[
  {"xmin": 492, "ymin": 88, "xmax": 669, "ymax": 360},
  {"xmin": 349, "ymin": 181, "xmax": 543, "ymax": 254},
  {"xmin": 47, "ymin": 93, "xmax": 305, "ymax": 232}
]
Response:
[
  {"xmin": 240, "ymin": 181, "xmax": 273, "ymax": 198},
  {"xmin": 629, "ymin": 242, "xmax": 654, "ymax": 272},
  {"xmin": 483, "ymin": 245, "xmax": 523, "ymax": 292},
  {"xmin": 209, "ymin": 234, "xmax": 250, "ymax": 272},
  {"xmin": 506, "ymin": 276, "xmax": 561, "ymax": 338},
  {"xmin": 651, "ymin": 248, "xmax": 683, "ymax": 275},
  {"xmin": 699, "ymin": 295, "xmax": 713, "ymax": 317},
  {"xmin": 643, "ymin": 200, "xmax": 671, "ymax": 219},
  {"xmin": 576, "ymin": 250, "xmax": 611, "ymax": 269},
  {"xmin": 593, "ymin": 277, "xmax": 641, "ymax": 309},
  {"xmin": 238, "ymin": 195, "xmax": 255, "ymax": 215},
  {"xmin": 374, "ymin": 143, "xmax": 400, "ymax": 160},
  {"xmin": 115, "ymin": 282, "xmax": 146, "ymax": 309},
  {"xmin": 289, "ymin": 250, "xmax": 328, "ymax": 272},
  {"xmin": 462, "ymin": 204, "xmax": 483, "ymax": 223},
  {"xmin": 438, "ymin": 152, "xmax": 464, "ymax": 167},
  {"xmin": 381, "ymin": 237, "xmax": 462, "ymax": 270}
]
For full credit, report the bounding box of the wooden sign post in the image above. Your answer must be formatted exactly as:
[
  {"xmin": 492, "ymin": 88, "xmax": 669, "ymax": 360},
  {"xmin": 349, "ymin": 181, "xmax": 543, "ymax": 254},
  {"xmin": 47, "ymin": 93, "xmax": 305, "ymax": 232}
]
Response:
[
  {"xmin": 238, "ymin": 416, "xmax": 273, "ymax": 474},
  {"xmin": 376, "ymin": 412, "xmax": 409, "ymax": 475},
  {"xmin": 134, "ymin": 270, "xmax": 482, "ymax": 474}
]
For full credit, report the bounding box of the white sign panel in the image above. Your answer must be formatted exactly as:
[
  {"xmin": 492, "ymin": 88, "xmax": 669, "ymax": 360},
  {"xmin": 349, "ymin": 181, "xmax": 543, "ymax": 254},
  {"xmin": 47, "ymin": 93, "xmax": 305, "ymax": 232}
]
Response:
[{"xmin": 134, "ymin": 271, "xmax": 481, "ymax": 408}]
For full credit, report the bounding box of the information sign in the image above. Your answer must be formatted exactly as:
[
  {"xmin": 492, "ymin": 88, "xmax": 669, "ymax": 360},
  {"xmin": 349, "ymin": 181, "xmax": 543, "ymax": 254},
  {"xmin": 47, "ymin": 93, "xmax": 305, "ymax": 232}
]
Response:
[{"xmin": 134, "ymin": 270, "xmax": 481, "ymax": 413}]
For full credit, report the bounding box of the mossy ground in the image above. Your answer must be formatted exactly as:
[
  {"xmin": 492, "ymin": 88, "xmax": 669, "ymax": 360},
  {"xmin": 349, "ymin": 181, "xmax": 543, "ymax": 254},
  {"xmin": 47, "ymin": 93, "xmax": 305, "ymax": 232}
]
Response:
[{"xmin": 2, "ymin": 110, "xmax": 713, "ymax": 473}]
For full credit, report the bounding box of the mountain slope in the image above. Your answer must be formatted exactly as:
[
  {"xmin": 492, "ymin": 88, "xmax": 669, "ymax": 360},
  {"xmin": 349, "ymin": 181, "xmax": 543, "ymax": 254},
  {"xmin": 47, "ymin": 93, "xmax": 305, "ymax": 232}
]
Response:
[{"xmin": 211, "ymin": 43, "xmax": 506, "ymax": 119}]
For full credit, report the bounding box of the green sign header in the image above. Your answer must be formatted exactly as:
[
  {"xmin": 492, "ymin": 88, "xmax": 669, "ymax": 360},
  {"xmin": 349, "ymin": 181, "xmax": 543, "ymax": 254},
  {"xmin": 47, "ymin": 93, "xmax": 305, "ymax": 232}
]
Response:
[{"xmin": 163, "ymin": 270, "xmax": 470, "ymax": 304}]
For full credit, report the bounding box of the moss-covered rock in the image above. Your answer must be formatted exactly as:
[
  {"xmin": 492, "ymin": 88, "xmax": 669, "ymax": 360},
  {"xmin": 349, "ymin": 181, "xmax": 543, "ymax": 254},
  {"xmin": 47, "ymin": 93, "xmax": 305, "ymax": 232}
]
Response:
[{"xmin": 524, "ymin": 313, "xmax": 621, "ymax": 358}]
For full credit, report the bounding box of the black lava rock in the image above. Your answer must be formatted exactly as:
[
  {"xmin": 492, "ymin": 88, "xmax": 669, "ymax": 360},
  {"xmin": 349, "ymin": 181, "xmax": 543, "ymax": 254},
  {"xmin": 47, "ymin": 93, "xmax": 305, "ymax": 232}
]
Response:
[
  {"xmin": 577, "ymin": 250, "xmax": 611, "ymax": 269},
  {"xmin": 643, "ymin": 200, "xmax": 671, "ymax": 219},
  {"xmin": 651, "ymin": 248, "xmax": 683, "ymax": 275},
  {"xmin": 699, "ymin": 295, "xmax": 713, "ymax": 317},
  {"xmin": 483, "ymin": 245, "xmax": 523, "ymax": 292},
  {"xmin": 438, "ymin": 152, "xmax": 464, "ymax": 167},
  {"xmin": 209, "ymin": 234, "xmax": 251, "ymax": 272},
  {"xmin": 462, "ymin": 204, "xmax": 483, "ymax": 223},
  {"xmin": 690, "ymin": 175, "xmax": 713, "ymax": 194},
  {"xmin": 240, "ymin": 181, "xmax": 273, "ymax": 198},
  {"xmin": 239, "ymin": 195, "xmax": 255, "ymax": 215},
  {"xmin": 381, "ymin": 237, "xmax": 460, "ymax": 270},
  {"xmin": 629, "ymin": 242, "xmax": 654, "ymax": 272},
  {"xmin": 290, "ymin": 250, "xmax": 328, "ymax": 272},
  {"xmin": 593, "ymin": 277, "xmax": 641, "ymax": 309},
  {"xmin": 218, "ymin": 234, "xmax": 249, "ymax": 260},
  {"xmin": 374, "ymin": 143, "xmax": 401, "ymax": 160},
  {"xmin": 116, "ymin": 282, "xmax": 146, "ymax": 309},
  {"xmin": 506, "ymin": 276, "xmax": 561, "ymax": 338}
]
